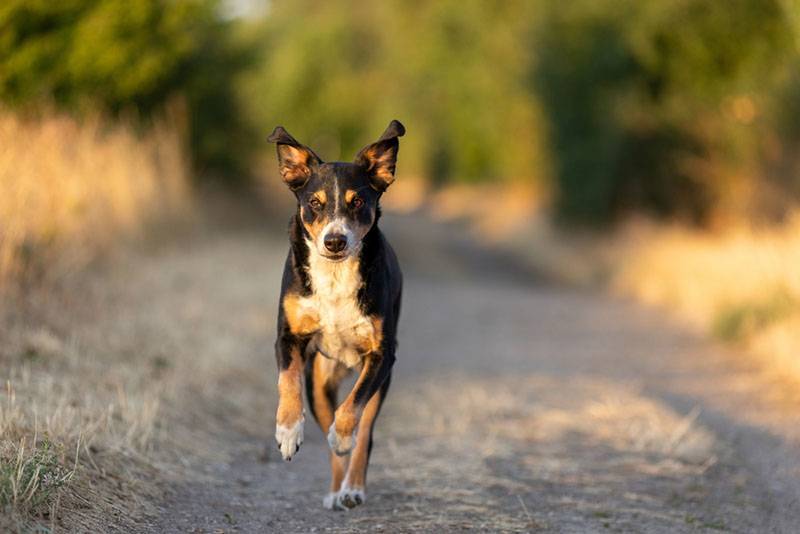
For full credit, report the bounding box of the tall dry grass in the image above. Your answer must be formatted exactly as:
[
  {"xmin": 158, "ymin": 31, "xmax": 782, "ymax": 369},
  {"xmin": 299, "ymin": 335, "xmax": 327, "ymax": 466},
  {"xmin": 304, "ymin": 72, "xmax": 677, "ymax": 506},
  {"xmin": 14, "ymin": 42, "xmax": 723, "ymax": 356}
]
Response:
[
  {"xmin": 0, "ymin": 109, "xmax": 192, "ymax": 289},
  {"xmin": 0, "ymin": 108, "xmax": 192, "ymax": 530},
  {"xmin": 609, "ymin": 217, "xmax": 800, "ymax": 383}
]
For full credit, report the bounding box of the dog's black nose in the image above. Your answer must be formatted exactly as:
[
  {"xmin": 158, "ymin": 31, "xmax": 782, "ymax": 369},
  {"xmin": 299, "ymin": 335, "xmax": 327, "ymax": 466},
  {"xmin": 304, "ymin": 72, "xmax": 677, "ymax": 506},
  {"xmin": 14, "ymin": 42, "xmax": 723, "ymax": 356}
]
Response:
[{"xmin": 324, "ymin": 234, "xmax": 347, "ymax": 253}]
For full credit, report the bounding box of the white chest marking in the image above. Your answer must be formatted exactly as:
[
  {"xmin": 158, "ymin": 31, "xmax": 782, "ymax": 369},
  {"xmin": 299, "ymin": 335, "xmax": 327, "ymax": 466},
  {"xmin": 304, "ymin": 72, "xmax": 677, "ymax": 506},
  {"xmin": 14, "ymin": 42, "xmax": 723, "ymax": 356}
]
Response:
[{"xmin": 301, "ymin": 242, "xmax": 374, "ymax": 367}]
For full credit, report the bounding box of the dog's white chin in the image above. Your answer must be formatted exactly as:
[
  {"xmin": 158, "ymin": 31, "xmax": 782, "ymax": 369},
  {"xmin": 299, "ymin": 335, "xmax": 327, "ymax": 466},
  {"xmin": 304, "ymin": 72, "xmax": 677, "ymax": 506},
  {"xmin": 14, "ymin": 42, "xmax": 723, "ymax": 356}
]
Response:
[
  {"xmin": 314, "ymin": 243, "xmax": 360, "ymax": 263},
  {"xmin": 319, "ymin": 253, "xmax": 350, "ymax": 263}
]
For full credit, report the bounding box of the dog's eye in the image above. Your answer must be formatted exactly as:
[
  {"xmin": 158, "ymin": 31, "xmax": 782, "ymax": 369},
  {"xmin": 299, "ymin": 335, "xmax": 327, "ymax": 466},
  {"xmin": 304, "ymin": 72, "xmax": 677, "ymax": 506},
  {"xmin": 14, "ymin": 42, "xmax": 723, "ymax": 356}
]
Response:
[
  {"xmin": 309, "ymin": 198, "xmax": 323, "ymax": 210},
  {"xmin": 352, "ymin": 197, "xmax": 364, "ymax": 209}
]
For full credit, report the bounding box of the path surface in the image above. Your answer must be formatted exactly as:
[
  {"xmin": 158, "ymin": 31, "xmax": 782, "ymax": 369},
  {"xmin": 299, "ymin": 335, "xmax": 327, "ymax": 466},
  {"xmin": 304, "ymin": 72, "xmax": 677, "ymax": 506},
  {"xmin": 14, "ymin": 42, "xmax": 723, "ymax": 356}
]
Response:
[{"xmin": 144, "ymin": 212, "xmax": 800, "ymax": 533}]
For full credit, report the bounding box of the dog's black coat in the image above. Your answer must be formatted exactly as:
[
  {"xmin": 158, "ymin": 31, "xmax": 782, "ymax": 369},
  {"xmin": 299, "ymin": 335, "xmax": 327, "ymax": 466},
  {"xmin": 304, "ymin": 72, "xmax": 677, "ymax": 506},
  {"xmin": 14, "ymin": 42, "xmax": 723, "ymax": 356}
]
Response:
[
  {"xmin": 276, "ymin": 209, "xmax": 402, "ymax": 401},
  {"xmin": 268, "ymin": 121, "xmax": 405, "ymax": 487}
]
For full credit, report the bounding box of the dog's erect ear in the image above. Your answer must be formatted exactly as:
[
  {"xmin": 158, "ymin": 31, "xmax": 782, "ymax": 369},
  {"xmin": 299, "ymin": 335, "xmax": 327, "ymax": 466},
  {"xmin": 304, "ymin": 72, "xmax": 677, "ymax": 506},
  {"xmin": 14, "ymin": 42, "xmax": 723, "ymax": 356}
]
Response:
[
  {"xmin": 354, "ymin": 120, "xmax": 405, "ymax": 192},
  {"xmin": 268, "ymin": 126, "xmax": 322, "ymax": 190}
]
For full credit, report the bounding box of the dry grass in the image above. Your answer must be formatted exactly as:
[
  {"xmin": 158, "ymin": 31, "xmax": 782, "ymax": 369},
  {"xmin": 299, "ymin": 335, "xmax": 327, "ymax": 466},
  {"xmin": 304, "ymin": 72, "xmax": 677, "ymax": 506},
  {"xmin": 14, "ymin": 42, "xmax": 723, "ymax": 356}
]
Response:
[
  {"xmin": 0, "ymin": 224, "xmax": 281, "ymax": 532},
  {"xmin": 609, "ymin": 216, "xmax": 800, "ymax": 382},
  {"xmin": 0, "ymin": 109, "xmax": 193, "ymax": 531},
  {"xmin": 379, "ymin": 374, "xmax": 720, "ymax": 532},
  {"xmin": 1, "ymin": 318, "xmax": 169, "ymax": 532},
  {"xmin": 424, "ymin": 183, "xmax": 800, "ymax": 389},
  {"xmin": 404, "ymin": 375, "xmax": 716, "ymax": 467},
  {"xmin": 0, "ymin": 108, "xmax": 192, "ymax": 289}
]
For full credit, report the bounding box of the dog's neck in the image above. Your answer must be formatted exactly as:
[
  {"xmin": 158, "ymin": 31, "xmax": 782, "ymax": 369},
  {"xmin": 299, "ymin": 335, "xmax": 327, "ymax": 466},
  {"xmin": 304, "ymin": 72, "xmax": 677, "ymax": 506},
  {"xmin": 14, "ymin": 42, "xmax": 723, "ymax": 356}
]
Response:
[{"xmin": 303, "ymin": 240, "xmax": 362, "ymax": 299}]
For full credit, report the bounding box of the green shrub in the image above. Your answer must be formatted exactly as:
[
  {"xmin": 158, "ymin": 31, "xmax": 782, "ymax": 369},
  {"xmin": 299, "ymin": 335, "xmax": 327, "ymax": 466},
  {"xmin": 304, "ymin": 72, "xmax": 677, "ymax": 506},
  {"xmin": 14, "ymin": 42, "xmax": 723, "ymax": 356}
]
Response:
[
  {"xmin": 535, "ymin": 0, "xmax": 794, "ymax": 224},
  {"xmin": 0, "ymin": 0, "xmax": 254, "ymax": 177},
  {"xmin": 0, "ymin": 439, "xmax": 73, "ymax": 521},
  {"xmin": 241, "ymin": 0, "xmax": 548, "ymax": 184},
  {"xmin": 713, "ymin": 290, "xmax": 798, "ymax": 342}
]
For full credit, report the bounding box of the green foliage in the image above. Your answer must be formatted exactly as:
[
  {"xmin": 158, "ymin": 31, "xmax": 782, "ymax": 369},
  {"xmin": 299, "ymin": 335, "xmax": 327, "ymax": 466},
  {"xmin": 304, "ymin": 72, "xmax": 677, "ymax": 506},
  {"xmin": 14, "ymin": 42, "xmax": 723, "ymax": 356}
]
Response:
[
  {"xmin": 713, "ymin": 290, "xmax": 797, "ymax": 342},
  {"xmin": 0, "ymin": 440, "xmax": 72, "ymax": 518},
  {"xmin": 536, "ymin": 0, "xmax": 795, "ymax": 224},
  {"xmin": 245, "ymin": 0, "xmax": 800, "ymax": 224},
  {"xmin": 242, "ymin": 0, "xmax": 548, "ymax": 184},
  {"xmin": 1, "ymin": 0, "xmax": 199, "ymax": 112},
  {"xmin": 3, "ymin": 0, "xmax": 800, "ymax": 216},
  {"xmin": 0, "ymin": 0, "xmax": 254, "ymax": 177}
]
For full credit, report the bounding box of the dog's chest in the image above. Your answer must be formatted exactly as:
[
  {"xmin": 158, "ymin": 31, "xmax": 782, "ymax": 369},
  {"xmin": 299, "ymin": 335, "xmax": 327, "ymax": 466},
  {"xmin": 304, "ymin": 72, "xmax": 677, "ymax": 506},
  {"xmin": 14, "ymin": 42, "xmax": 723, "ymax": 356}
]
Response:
[{"xmin": 302, "ymin": 256, "xmax": 374, "ymax": 368}]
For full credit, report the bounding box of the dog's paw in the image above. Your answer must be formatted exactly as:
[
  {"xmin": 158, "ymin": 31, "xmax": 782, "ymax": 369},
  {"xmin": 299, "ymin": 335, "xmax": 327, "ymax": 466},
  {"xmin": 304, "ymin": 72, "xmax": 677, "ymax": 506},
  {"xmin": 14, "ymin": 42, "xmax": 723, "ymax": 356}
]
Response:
[
  {"xmin": 327, "ymin": 422, "xmax": 356, "ymax": 456},
  {"xmin": 336, "ymin": 486, "xmax": 366, "ymax": 509},
  {"xmin": 275, "ymin": 416, "xmax": 304, "ymax": 461},
  {"xmin": 323, "ymin": 492, "xmax": 345, "ymax": 511}
]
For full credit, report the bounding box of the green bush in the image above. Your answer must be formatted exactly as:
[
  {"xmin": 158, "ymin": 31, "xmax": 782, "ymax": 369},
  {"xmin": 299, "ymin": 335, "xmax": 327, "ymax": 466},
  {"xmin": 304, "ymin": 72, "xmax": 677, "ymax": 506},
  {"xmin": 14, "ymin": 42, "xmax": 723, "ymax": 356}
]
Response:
[
  {"xmin": 713, "ymin": 290, "xmax": 797, "ymax": 342},
  {"xmin": 4, "ymin": 0, "xmax": 800, "ymax": 217},
  {"xmin": 241, "ymin": 0, "xmax": 548, "ymax": 185},
  {"xmin": 0, "ymin": 0, "xmax": 254, "ymax": 177},
  {"xmin": 536, "ymin": 0, "xmax": 795, "ymax": 224}
]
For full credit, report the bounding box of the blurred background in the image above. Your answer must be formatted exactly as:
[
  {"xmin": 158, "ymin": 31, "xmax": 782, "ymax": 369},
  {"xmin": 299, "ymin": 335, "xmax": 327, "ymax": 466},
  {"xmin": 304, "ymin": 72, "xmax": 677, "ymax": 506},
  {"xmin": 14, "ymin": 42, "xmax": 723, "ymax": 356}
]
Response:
[
  {"xmin": 4, "ymin": 0, "xmax": 800, "ymax": 530},
  {"xmin": 6, "ymin": 0, "xmax": 800, "ymax": 219},
  {"xmin": 5, "ymin": 0, "xmax": 800, "ymax": 355}
]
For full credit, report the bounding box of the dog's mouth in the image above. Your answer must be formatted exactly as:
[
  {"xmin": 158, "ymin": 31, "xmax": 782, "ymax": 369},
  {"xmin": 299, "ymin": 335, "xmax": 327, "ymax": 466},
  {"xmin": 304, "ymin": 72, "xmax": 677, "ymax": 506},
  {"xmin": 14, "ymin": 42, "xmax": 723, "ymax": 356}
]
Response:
[{"xmin": 320, "ymin": 252, "xmax": 349, "ymax": 262}]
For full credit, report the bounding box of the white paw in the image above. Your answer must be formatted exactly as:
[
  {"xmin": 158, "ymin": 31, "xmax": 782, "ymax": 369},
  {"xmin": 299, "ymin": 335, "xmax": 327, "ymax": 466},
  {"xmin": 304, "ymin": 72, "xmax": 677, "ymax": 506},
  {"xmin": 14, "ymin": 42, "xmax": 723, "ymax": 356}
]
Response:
[
  {"xmin": 336, "ymin": 485, "xmax": 366, "ymax": 509},
  {"xmin": 323, "ymin": 492, "xmax": 344, "ymax": 511},
  {"xmin": 327, "ymin": 422, "xmax": 356, "ymax": 456},
  {"xmin": 275, "ymin": 416, "xmax": 304, "ymax": 461}
]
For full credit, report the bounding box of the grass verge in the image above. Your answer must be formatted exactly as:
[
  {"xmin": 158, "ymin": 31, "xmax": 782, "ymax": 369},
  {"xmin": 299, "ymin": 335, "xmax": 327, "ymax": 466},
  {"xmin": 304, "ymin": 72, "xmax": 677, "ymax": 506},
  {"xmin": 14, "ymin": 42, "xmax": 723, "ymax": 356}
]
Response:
[
  {"xmin": 608, "ymin": 218, "xmax": 800, "ymax": 384},
  {"xmin": 0, "ymin": 108, "xmax": 191, "ymax": 290},
  {"xmin": 0, "ymin": 108, "xmax": 193, "ymax": 531}
]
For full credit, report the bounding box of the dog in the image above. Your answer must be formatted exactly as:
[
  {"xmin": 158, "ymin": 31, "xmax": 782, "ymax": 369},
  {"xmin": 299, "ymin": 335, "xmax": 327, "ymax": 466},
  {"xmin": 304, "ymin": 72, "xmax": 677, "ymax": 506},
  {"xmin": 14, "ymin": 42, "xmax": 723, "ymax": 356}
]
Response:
[{"xmin": 268, "ymin": 120, "xmax": 404, "ymax": 510}]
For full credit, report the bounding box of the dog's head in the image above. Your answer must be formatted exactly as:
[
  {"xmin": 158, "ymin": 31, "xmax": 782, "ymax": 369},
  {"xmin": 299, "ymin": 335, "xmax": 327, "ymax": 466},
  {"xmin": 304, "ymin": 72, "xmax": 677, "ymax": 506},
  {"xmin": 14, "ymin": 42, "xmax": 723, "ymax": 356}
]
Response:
[{"xmin": 268, "ymin": 120, "xmax": 405, "ymax": 261}]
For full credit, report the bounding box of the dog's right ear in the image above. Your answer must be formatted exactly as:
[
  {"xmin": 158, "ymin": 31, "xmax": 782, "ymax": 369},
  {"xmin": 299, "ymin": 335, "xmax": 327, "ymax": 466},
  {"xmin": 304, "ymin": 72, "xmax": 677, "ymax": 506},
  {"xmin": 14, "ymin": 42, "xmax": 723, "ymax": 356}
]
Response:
[{"xmin": 268, "ymin": 126, "xmax": 322, "ymax": 190}]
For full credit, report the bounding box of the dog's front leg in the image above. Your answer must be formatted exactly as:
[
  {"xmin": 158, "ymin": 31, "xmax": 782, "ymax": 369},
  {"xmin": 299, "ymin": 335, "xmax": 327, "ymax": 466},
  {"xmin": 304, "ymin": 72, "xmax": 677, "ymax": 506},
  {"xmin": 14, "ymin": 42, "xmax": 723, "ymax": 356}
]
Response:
[
  {"xmin": 275, "ymin": 334, "xmax": 307, "ymax": 461},
  {"xmin": 328, "ymin": 348, "xmax": 394, "ymax": 456}
]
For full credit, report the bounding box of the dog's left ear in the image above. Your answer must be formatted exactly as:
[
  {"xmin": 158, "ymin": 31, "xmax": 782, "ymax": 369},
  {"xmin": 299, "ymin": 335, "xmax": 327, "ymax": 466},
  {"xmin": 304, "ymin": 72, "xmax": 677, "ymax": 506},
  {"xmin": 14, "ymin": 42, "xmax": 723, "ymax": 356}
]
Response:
[{"xmin": 354, "ymin": 120, "xmax": 405, "ymax": 192}]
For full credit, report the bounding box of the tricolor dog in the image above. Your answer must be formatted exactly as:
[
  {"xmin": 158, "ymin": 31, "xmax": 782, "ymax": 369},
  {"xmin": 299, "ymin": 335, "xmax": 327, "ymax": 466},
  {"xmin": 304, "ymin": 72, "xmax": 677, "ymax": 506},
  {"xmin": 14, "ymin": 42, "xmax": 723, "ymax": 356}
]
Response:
[{"xmin": 268, "ymin": 121, "xmax": 404, "ymax": 510}]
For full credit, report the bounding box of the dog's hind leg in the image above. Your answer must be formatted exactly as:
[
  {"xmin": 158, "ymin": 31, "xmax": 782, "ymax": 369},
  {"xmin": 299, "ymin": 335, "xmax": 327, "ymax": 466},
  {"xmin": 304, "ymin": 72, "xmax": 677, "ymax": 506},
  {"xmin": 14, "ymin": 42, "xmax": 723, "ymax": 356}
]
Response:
[
  {"xmin": 336, "ymin": 373, "xmax": 391, "ymax": 510},
  {"xmin": 305, "ymin": 352, "xmax": 349, "ymax": 510}
]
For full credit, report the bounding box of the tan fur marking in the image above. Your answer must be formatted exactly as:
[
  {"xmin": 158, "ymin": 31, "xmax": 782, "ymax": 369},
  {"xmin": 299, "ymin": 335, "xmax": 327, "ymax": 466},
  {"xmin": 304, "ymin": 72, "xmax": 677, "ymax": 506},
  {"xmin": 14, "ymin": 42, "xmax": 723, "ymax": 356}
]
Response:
[
  {"xmin": 276, "ymin": 349, "xmax": 303, "ymax": 427},
  {"xmin": 283, "ymin": 293, "xmax": 320, "ymax": 335},
  {"xmin": 334, "ymin": 403, "xmax": 359, "ymax": 438},
  {"xmin": 313, "ymin": 190, "xmax": 327, "ymax": 205},
  {"xmin": 345, "ymin": 189, "xmax": 357, "ymax": 203},
  {"xmin": 345, "ymin": 388, "xmax": 382, "ymax": 488},
  {"xmin": 300, "ymin": 206, "xmax": 328, "ymax": 241},
  {"xmin": 334, "ymin": 359, "xmax": 379, "ymax": 437},
  {"xmin": 333, "ymin": 316, "xmax": 383, "ymax": 437},
  {"xmin": 356, "ymin": 316, "xmax": 383, "ymax": 354},
  {"xmin": 364, "ymin": 146, "xmax": 395, "ymax": 183},
  {"xmin": 278, "ymin": 145, "xmax": 313, "ymax": 185},
  {"xmin": 311, "ymin": 356, "xmax": 348, "ymax": 492}
]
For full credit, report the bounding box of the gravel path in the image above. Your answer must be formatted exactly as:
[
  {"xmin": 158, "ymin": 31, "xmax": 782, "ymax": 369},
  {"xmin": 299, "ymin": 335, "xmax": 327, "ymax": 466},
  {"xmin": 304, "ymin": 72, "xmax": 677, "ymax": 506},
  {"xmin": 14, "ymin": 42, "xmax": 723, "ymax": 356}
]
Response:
[{"xmin": 142, "ymin": 212, "xmax": 800, "ymax": 533}]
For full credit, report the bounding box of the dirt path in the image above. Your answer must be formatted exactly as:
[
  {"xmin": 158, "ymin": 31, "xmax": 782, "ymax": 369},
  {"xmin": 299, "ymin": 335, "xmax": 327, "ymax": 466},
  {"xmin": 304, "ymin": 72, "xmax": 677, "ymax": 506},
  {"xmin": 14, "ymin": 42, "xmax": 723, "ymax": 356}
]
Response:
[{"xmin": 137, "ymin": 213, "xmax": 800, "ymax": 533}]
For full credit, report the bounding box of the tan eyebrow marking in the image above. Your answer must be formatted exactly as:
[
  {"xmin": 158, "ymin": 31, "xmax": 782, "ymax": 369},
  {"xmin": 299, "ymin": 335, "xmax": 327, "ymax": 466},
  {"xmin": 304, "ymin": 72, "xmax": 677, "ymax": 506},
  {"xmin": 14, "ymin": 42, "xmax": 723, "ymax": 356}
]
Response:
[
  {"xmin": 313, "ymin": 190, "xmax": 327, "ymax": 204},
  {"xmin": 345, "ymin": 190, "xmax": 357, "ymax": 203}
]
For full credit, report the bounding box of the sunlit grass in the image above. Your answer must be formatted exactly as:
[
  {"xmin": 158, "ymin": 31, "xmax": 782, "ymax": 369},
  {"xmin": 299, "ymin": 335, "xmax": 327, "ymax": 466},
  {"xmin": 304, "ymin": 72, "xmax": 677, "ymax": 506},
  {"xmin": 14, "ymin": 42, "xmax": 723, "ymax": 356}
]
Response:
[
  {"xmin": 0, "ymin": 109, "xmax": 191, "ymax": 289},
  {"xmin": 610, "ymin": 217, "xmax": 800, "ymax": 381},
  {"xmin": 0, "ymin": 108, "xmax": 192, "ymax": 530}
]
